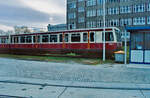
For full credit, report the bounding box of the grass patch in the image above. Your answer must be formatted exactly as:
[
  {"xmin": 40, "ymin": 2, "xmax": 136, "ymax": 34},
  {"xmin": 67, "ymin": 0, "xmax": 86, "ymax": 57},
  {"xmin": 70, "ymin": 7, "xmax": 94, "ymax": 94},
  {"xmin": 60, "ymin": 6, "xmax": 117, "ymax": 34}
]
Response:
[
  {"xmin": 121, "ymin": 46, "xmax": 130, "ymax": 63},
  {"xmin": 0, "ymin": 54, "xmax": 115, "ymax": 65},
  {"xmin": 66, "ymin": 52, "xmax": 78, "ymax": 56}
]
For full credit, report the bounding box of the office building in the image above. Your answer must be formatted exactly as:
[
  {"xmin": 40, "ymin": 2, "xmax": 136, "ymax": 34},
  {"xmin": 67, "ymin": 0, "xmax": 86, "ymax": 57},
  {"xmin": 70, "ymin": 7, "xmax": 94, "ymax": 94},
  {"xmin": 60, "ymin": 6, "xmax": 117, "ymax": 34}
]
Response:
[{"xmin": 67, "ymin": 0, "xmax": 150, "ymax": 39}]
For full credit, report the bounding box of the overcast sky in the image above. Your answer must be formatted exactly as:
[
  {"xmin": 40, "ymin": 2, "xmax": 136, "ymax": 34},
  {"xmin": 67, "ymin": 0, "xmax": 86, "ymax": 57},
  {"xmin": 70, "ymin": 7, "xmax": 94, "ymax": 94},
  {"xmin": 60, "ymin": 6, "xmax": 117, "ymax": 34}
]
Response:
[{"xmin": 0, "ymin": 0, "xmax": 66, "ymax": 31}]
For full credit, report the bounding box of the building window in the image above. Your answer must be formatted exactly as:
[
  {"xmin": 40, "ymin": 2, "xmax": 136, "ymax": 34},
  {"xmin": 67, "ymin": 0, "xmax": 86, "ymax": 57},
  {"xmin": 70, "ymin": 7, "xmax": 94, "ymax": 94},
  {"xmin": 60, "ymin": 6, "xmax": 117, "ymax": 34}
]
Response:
[
  {"xmin": 68, "ymin": 22, "xmax": 76, "ymax": 29},
  {"xmin": 78, "ymin": 0, "xmax": 83, "ymax": 2},
  {"xmin": 108, "ymin": 19, "xmax": 119, "ymax": 26},
  {"xmin": 107, "ymin": 0, "xmax": 119, "ymax": 3},
  {"xmin": 133, "ymin": 17, "xmax": 145, "ymax": 25},
  {"xmin": 68, "ymin": 13, "xmax": 76, "ymax": 19},
  {"xmin": 97, "ymin": 0, "xmax": 103, "ymax": 5},
  {"xmin": 133, "ymin": 4, "xmax": 145, "ymax": 13},
  {"xmin": 120, "ymin": 6, "xmax": 131, "ymax": 13},
  {"xmin": 147, "ymin": 16, "xmax": 150, "ymax": 24},
  {"xmin": 71, "ymin": 33, "xmax": 80, "ymax": 42},
  {"xmin": 68, "ymin": 2, "xmax": 76, "ymax": 9},
  {"xmin": 78, "ymin": 17, "xmax": 85, "ymax": 23},
  {"xmin": 148, "ymin": 4, "xmax": 150, "ymax": 11},
  {"xmin": 97, "ymin": 9, "xmax": 103, "ymax": 16},
  {"xmin": 97, "ymin": 20, "xmax": 103, "ymax": 27},
  {"xmin": 120, "ymin": 18, "xmax": 132, "ymax": 26},
  {"xmin": 78, "ymin": 7, "xmax": 84, "ymax": 12},
  {"xmin": 86, "ymin": 21, "xmax": 96, "ymax": 28},
  {"xmin": 120, "ymin": 0, "xmax": 129, "ymax": 2},
  {"xmin": 86, "ymin": 10, "xmax": 96, "ymax": 17},
  {"xmin": 86, "ymin": 0, "xmax": 96, "ymax": 6},
  {"xmin": 108, "ymin": 8, "xmax": 119, "ymax": 15}
]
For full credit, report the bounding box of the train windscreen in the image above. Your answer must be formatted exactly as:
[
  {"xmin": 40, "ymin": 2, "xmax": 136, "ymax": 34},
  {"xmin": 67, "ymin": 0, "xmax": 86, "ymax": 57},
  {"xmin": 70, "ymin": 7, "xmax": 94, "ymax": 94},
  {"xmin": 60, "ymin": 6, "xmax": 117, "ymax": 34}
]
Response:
[
  {"xmin": 115, "ymin": 29, "xmax": 122, "ymax": 42},
  {"xmin": 102, "ymin": 32, "xmax": 114, "ymax": 41}
]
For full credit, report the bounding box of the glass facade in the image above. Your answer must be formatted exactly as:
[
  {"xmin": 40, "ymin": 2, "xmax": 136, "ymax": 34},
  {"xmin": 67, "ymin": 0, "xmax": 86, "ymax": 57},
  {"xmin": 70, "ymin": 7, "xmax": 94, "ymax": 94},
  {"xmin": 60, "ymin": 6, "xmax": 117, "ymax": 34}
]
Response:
[{"xmin": 131, "ymin": 32, "xmax": 150, "ymax": 50}]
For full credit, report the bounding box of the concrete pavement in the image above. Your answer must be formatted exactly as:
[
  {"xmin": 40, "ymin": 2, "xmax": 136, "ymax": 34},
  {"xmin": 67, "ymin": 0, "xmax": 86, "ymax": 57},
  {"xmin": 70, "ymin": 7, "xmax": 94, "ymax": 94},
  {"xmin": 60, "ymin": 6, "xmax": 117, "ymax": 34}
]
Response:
[
  {"xmin": 0, "ymin": 58, "xmax": 150, "ymax": 84},
  {"xmin": 0, "ymin": 77, "xmax": 150, "ymax": 90},
  {"xmin": 0, "ymin": 78, "xmax": 150, "ymax": 98},
  {"xmin": 0, "ymin": 58, "xmax": 150, "ymax": 97}
]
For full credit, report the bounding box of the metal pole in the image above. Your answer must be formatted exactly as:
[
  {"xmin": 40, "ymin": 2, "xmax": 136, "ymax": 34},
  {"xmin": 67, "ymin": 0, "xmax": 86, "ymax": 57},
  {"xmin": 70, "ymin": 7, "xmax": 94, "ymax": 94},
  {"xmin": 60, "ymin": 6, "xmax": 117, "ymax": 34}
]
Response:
[
  {"xmin": 124, "ymin": 25, "xmax": 127, "ymax": 64},
  {"xmin": 103, "ymin": 0, "xmax": 106, "ymax": 61}
]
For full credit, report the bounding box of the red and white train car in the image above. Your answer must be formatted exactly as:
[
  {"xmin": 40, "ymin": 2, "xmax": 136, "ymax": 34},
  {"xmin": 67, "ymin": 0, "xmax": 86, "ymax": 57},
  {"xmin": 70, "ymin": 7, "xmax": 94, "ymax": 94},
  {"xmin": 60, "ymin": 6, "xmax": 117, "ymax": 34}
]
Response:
[{"xmin": 0, "ymin": 27, "xmax": 122, "ymax": 57}]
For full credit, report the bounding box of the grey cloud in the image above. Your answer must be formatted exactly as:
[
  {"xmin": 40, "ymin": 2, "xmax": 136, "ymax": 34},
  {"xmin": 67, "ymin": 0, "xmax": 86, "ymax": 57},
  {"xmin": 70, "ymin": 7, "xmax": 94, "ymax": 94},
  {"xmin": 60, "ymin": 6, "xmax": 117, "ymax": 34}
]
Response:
[
  {"xmin": 0, "ymin": 5, "xmax": 50, "ymax": 25},
  {"xmin": 0, "ymin": 0, "xmax": 66, "ymax": 28}
]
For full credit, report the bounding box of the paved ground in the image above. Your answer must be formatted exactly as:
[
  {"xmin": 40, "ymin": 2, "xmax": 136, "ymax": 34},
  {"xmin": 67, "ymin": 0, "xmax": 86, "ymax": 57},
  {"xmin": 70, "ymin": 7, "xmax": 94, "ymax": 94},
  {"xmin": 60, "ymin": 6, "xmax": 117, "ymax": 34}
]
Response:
[
  {"xmin": 0, "ymin": 58, "xmax": 150, "ymax": 98},
  {"xmin": 0, "ymin": 82, "xmax": 149, "ymax": 98},
  {"xmin": 0, "ymin": 58, "xmax": 150, "ymax": 83}
]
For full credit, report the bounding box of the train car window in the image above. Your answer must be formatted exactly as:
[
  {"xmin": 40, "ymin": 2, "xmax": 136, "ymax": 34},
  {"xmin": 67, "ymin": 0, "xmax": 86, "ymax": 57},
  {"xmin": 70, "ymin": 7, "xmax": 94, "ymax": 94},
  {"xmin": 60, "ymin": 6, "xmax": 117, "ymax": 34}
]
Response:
[
  {"xmin": 102, "ymin": 32, "xmax": 114, "ymax": 41},
  {"xmin": 1, "ymin": 38, "xmax": 6, "ymax": 43},
  {"xmin": 33, "ymin": 36, "xmax": 37, "ymax": 43},
  {"xmin": 6, "ymin": 38, "xmax": 9, "ymax": 43},
  {"xmin": 20, "ymin": 36, "xmax": 26, "ymax": 43},
  {"xmin": 0, "ymin": 37, "xmax": 9, "ymax": 44},
  {"xmin": 59, "ymin": 34, "xmax": 63, "ymax": 42},
  {"xmin": 26, "ymin": 36, "xmax": 32, "ymax": 43},
  {"xmin": 42, "ymin": 35, "xmax": 49, "ymax": 42},
  {"xmin": 71, "ymin": 33, "xmax": 80, "ymax": 42},
  {"xmin": 90, "ymin": 32, "xmax": 95, "ymax": 42},
  {"xmin": 1, "ymin": 38, "xmax": 4, "ymax": 43},
  {"xmin": 11, "ymin": 37, "xmax": 13, "ymax": 43},
  {"xmin": 14, "ymin": 37, "xmax": 19, "ymax": 43},
  {"xmin": 83, "ymin": 33, "xmax": 88, "ymax": 42},
  {"xmin": 50, "ymin": 35, "xmax": 57, "ymax": 42},
  {"xmin": 115, "ymin": 29, "xmax": 121, "ymax": 42},
  {"xmin": 33, "ymin": 35, "xmax": 40, "ymax": 43},
  {"xmin": 65, "ymin": 34, "xmax": 69, "ymax": 42}
]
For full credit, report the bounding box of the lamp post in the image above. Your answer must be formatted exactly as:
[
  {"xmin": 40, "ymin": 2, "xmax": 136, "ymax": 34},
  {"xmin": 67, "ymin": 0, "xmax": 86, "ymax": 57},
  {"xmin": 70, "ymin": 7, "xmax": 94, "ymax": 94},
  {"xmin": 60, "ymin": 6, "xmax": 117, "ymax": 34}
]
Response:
[
  {"xmin": 103, "ymin": 0, "xmax": 106, "ymax": 61},
  {"xmin": 124, "ymin": 24, "xmax": 127, "ymax": 64}
]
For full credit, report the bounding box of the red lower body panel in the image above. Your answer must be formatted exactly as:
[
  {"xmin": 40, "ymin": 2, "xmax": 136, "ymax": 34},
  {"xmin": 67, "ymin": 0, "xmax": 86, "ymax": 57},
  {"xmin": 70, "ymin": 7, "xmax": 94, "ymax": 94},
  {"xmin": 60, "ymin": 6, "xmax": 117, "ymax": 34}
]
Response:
[{"xmin": 0, "ymin": 43, "xmax": 121, "ymax": 58}]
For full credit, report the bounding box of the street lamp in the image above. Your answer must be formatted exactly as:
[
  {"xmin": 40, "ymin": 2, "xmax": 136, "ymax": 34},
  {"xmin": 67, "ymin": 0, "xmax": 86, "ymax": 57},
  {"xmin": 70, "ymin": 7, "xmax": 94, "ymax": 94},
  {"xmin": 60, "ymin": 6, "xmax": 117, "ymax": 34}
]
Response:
[{"xmin": 103, "ymin": 0, "xmax": 106, "ymax": 61}]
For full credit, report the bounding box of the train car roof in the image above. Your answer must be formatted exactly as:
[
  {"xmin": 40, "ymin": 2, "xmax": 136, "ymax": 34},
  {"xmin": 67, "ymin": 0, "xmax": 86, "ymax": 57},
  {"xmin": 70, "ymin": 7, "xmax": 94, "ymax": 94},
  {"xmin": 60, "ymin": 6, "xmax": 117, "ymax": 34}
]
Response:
[{"xmin": 0, "ymin": 27, "xmax": 119, "ymax": 37}]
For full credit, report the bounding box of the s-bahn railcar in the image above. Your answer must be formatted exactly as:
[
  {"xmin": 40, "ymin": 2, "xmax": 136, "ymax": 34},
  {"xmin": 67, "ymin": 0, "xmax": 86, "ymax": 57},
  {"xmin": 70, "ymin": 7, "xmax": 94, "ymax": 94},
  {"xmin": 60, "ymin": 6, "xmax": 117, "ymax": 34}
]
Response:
[{"xmin": 0, "ymin": 27, "xmax": 122, "ymax": 58}]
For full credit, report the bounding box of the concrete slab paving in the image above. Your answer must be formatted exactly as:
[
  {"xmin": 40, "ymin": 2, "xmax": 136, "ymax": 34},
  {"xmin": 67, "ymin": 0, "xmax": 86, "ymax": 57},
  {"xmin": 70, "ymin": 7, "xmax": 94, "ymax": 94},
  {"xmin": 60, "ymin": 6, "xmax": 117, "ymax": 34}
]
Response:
[
  {"xmin": 136, "ymin": 84, "xmax": 150, "ymax": 90},
  {"xmin": 71, "ymin": 81, "xmax": 138, "ymax": 90},
  {"xmin": 1, "ymin": 58, "xmax": 150, "ymax": 84},
  {"xmin": 0, "ymin": 83, "xmax": 65, "ymax": 98},
  {"xmin": 142, "ymin": 90, "xmax": 150, "ymax": 98},
  {"xmin": 60, "ymin": 88, "xmax": 145, "ymax": 98},
  {"xmin": 1, "ymin": 77, "xmax": 150, "ymax": 90}
]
